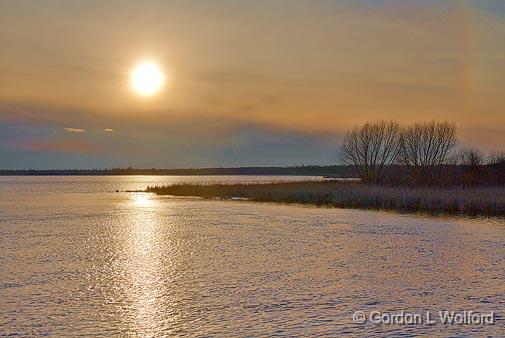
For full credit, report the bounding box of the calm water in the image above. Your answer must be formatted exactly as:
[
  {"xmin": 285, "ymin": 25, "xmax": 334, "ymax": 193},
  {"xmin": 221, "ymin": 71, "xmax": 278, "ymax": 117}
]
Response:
[{"xmin": 1, "ymin": 176, "xmax": 504, "ymax": 337}]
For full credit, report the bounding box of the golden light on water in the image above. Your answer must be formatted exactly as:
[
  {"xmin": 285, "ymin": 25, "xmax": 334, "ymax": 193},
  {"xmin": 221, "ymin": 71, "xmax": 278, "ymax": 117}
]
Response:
[
  {"xmin": 130, "ymin": 61, "xmax": 165, "ymax": 96},
  {"xmin": 117, "ymin": 192, "xmax": 171, "ymax": 336},
  {"xmin": 132, "ymin": 193, "xmax": 153, "ymax": 207}
]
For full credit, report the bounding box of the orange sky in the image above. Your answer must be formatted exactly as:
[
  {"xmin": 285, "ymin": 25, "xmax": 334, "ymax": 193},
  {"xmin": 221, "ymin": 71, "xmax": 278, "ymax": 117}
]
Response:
[{"xmin": 1, "ymin": 1, "xmax": 504, "ymax": 168}]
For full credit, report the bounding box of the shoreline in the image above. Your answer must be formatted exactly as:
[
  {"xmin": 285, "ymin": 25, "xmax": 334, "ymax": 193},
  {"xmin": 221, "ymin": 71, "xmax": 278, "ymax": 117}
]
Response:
[{"xmin": 146, "ymin": 181, "xmax": 505, "ymax": 217}]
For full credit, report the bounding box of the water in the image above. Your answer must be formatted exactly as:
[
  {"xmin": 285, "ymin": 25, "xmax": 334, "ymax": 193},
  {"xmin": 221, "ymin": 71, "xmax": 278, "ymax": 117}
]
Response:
[{"xmin": 1, "ymin": 176, "xmax": 504, "ymax": 337}]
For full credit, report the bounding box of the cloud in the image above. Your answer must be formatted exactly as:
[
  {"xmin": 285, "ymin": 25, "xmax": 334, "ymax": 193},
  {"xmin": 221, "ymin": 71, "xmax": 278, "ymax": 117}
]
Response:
[
  {"xmin": 64, "ymin": 127, "xmax": 86, "ymax": 133},
  {"xmin": 104, "ymin": 128, "xmax": 114, "ymax": 132}
]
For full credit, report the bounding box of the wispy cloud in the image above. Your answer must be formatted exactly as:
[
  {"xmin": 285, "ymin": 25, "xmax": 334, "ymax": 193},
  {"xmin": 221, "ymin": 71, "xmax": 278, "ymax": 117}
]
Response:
[
  {"xmin": 64, "ymin": 127, "xmax": 86, "ymax": 133},
  {"xmin": 104, "ymin": 128, "xmax": 114, "ymax": 132}
]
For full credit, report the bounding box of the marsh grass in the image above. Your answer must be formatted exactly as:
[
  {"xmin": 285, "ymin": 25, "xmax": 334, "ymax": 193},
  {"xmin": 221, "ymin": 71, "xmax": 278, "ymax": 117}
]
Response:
[{"xmin": 146, "ymin": 181, "xmax": 505, "ymax": 216}]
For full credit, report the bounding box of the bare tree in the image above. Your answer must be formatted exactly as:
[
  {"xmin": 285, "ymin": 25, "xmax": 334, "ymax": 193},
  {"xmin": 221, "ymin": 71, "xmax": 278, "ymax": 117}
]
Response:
[
  {"xmin": 459, "ymin": 148, "xmax": 484, "ymax": 166},
  {"xmin": 488, "ymin": 150, "xmax": 505, "ymax": 165},
  {"xmin": 341, "ymin": 121, "xmax": 401, "ymax": 182},
  {"xmin": 399, "ymin": 121, "xmax": 457, "ymax": 167}
]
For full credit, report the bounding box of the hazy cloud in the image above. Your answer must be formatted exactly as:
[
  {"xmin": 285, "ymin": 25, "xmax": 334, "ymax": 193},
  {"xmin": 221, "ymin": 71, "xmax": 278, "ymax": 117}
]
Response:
[{"xmin": 104, "ymin": 128, "xmax": 114, "ymax": 132}]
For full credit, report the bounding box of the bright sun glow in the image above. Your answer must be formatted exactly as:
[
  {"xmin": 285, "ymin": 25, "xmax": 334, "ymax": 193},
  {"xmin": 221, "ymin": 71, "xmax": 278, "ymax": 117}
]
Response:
[{"xmin": 131, "ymin": 61, "xmax": 165, "ymax": 96}]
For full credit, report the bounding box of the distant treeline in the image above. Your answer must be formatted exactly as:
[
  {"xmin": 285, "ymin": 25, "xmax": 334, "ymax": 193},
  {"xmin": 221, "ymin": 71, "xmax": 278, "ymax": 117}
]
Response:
[{"xmin": 0, "ymin": 165, "xmax": 358, "ymax": 176}]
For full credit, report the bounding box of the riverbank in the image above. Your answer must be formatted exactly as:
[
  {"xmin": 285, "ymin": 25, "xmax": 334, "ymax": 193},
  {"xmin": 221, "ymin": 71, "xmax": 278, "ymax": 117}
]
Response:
[{"xmin": 146, "ymin": 181, "xmax": 505, "ymax": 217}]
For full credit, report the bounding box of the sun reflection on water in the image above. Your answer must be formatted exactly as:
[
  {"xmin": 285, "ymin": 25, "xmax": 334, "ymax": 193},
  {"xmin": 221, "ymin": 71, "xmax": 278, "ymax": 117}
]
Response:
[
  {"xmin": 111, "ymin": 193, "xmax": 178, "ymax": 335},
  {"xmin": 131, "ymin": 193, "xmax": 153, "ymax": 207}
]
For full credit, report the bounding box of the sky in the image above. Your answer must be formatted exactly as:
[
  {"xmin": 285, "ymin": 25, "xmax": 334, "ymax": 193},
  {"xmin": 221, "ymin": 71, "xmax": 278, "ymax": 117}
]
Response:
[{"xmin": 1, "ymin": 0, "xmax": 505, "ymax": 169}]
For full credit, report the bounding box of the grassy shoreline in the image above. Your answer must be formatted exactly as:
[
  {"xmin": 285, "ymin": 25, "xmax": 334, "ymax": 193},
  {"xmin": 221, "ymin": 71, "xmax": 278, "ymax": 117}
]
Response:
[{"xmin": 146, "ymin": 181, "xmax": 505, "ymax": 217}]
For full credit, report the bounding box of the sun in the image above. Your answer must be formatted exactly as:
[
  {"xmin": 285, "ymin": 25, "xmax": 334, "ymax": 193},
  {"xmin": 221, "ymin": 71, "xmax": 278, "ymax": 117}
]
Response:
[{"xmin": 130, "ymin": 61, "xmax": 165, "ymax": 96}]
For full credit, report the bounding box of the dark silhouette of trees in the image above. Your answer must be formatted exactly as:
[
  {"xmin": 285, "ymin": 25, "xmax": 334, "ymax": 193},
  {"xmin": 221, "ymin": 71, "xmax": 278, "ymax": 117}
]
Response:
[
  {"xmin": 488, "ymin": 151, "xmax": 505, "ymax": 165},
  {"xmin": 458, "ymin": 148, "xmax": 486, "ymax": 186},
  {"xmin": 342, "ymin": 120, "xmax": 459, "ymax": 184},
  {"xmin": 341, "ymin": 120, "xmax": 505, "ymax": 186},
  {"xmin": 399, "ymin": 121, "xmax": 458, "ymax": 167},
  {"xmin": 341, "ymin": 121, "xmax": 401, "ymax": 183},
  {"xmin": 459, "ymin": 148, "xmax": 484, "ymax": 166}
]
